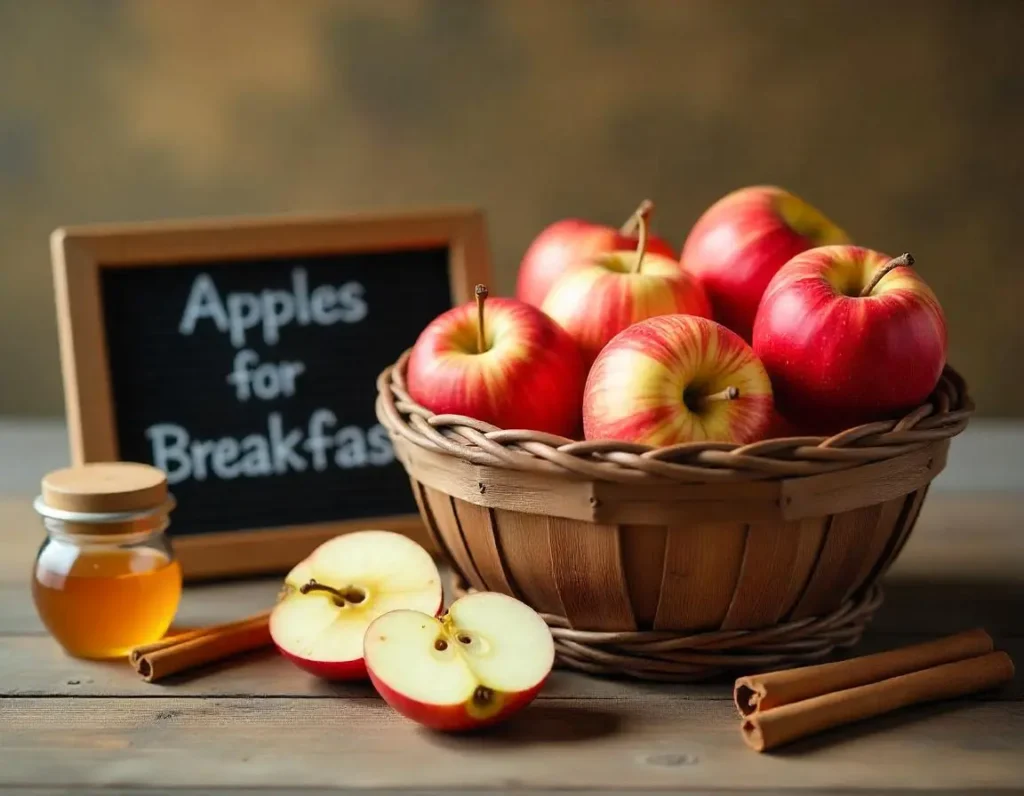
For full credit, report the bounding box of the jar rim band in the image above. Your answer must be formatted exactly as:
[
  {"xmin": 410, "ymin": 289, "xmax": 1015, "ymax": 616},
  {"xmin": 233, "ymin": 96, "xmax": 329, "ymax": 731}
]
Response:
[{"xmin": 33, "ymin": 495, "xmax": 176, "ymax": 524}]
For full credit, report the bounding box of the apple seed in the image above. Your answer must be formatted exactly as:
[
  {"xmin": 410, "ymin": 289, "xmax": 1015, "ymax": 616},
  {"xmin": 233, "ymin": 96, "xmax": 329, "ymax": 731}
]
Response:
[{"xmin": 473, "ymin": 685, "xmax": 494, "ymax": 706}]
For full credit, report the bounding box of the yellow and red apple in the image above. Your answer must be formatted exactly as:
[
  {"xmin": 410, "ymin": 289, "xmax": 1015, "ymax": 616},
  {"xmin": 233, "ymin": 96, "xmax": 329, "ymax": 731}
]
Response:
[
  {"xmin": 583, "ymin": 314, "xmax": 773, "ymax": 445},
  {"xmin": 753, "ymin": 245, "xmax": 947, "ymax": 432},
  {"xmin": 365, "ymin": 592, "xmax": 554, "ymax": 732},
  {"xmin": 406, "ymin": 286, "xmax": 585, "ymax": 437},
  {"xmin": 516, "ymin": 200, "xmax": 676, "ymax": 309},
  {"xmin": 270, "ymin": 531, "xmax": 443, "ymax": 680},
  {"xmin": 542, "ymin": 214, "xmax": 711, "ymax": 368},
  {"xmin": 682, "ymin": 186, "xmax": 848, "ymax": 341}
]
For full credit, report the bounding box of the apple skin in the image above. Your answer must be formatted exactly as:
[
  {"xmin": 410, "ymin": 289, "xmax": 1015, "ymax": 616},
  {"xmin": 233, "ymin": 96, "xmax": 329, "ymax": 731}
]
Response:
[
  {"xmin": 407, "ymin": 296, "xmax": 585, "ymax": 436},
  {"xmin": 583, "ymin": 314, "xmax": 773, "ymax": 445},
  {"xmin": 541, "ymin": 250, "xmax": 711, "ymax": 368},
  {"xmin": 277, "ymin": 647, "xmax": 369, "ymax": 681},
  {"xmin": 753, "ymin": 245, "xmax": 947, "ymax": 433},
  {"xmin": 762, "ymin": 408, "xmax": 808, "ymax": 440},
  {"xmin": 682, "ymin": 186, "xmax": 849, "ymax": 341},
  {"xmin": 367, "ymin": 671, "xmax": 546, "ymax": 732},
  {"xmin": 516, "ymin": 217, "xmax": 675, "ymax": 309}
]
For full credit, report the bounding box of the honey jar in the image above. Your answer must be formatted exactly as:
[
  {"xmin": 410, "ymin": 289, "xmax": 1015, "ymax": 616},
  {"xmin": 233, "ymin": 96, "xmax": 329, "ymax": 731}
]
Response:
[{"xmin": 32, "ymin": 462, "xmax": 182, "ymax": 659}]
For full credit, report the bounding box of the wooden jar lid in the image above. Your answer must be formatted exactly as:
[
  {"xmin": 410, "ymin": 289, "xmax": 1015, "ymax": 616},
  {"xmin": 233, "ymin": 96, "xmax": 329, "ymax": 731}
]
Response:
[{"xmin": 41, "ymin": 462, "xmax": 169, "ymax": 515}]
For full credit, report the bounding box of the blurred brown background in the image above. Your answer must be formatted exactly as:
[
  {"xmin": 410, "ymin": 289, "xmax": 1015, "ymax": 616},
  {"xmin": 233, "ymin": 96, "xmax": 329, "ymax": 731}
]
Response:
[{"xmin": 0, "ymin": 0, "xmax": 1021, "ymax": 417}]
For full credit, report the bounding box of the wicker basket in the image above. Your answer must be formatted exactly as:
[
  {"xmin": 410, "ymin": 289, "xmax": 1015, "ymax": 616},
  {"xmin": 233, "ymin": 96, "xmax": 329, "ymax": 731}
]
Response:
[{"xmin": 376, "ymin": 351, "xmax": 972, "ymax": 681}]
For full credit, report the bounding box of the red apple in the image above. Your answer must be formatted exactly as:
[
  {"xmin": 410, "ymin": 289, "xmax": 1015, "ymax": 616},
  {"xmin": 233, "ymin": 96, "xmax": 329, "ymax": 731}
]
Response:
[
  {"xmin": 541, "ymin": 213, "xmax": 711, "ymax": 368},
  {"xmin": 516, "ymin": 199, "xmax": 676, "ymax": 309},
  {"xmin": 753, "ymin": 246, "xmax": 947, "ymax": 432},
  {"xmin": 762, "ymin": 407, "xmax": 808, "ymax": 440},
  {"xmin": 682, "ymin": 186, "xmax": 849, "ymax": 341},
  {"xmin": 583, "ymin": 314, "xmax": 773, "ymax": 445},
  {"xmin": 364, "ymin": 591, "xmax": 554, "ymax": 732},
  {"xmin": 406, "ymin": 286, "xmax": 585, "ymax": 437},
  {"xmin": 270, "ymin": 531, "xmax": 442, "ymax": 680}
]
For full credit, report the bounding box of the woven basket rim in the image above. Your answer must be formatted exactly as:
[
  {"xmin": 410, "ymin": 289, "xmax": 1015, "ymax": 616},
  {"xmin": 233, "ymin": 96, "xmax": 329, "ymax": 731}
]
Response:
[{"xmin": 376, "ymin": 350, "xmax": 973, "ymax": 484}]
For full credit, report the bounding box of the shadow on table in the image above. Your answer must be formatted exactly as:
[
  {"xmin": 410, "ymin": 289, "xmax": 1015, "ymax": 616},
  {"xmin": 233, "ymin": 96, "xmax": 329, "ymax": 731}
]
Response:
[
  {"xmin": 767, "ymin": 698, "xmax": 1015, "ymax": 757},
  {"xmin": 875, "ymin": 573, "xmax": 1024, "ymax": 636},
  {"xmin": 423, "ymin": 704, "xmax": 623, "ymax": 748}
]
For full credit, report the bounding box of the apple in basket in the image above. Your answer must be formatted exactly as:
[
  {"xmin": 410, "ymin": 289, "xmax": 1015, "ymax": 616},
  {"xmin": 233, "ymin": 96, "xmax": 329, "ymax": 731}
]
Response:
[
  {"xmin": 753, "ymin": 246, "xmax": 947, "ymax": 433},
  {"xmin": 406, "ymin": 286, "xmax": 585, "ymax": 437},
  {"xmin": 365, "ymin": 591, "xmax": 555, "ymax": 731},
  {"xmin": 515, "ymin": 199, "xmax": 676, "ymax": 309},
  {"xmin": 682, "ymin": 186, "xmax": 848, "ymax": 341},
  {"xmin": 270, "ymin": 531, "xmax": 442, "ymax": 679},
  {"xmin": 583, "ymin": 314, "xmax": 773, "ymax": 445},
  {"xmin": 541, "ymin": 210, "xmax": 711, "ymax": 367}
]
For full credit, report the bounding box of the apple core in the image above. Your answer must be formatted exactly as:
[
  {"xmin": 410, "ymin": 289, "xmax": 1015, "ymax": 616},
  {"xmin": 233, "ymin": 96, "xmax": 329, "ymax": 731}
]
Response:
[
  {"xmin": 298, "ymin": 579, "xmax": 367, "ymax": 606},
  {"xmin": 270, "ymin": 531, "xmax": 443, "ymax": 680},
  {"xmin": 363, "ymin": 592, "xmax": 555, "ymax": 730}
]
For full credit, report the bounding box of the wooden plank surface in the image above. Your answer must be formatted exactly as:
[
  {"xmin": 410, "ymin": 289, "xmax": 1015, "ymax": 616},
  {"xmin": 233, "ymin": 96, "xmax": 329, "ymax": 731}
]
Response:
[
  {"xmin": 1, "ymin": 492, "xmax": 1023, "ymax": 792},
  {"xmin": 1, "ymin": 698, "xmax": 1022, "ymax": 791},
  {"xmin": 5, "ymin": 791, "xmax": 1014, "ymax": 796}
]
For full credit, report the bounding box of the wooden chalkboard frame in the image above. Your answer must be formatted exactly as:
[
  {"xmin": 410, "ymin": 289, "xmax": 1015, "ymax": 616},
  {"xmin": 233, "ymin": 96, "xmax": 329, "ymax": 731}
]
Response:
[{"xmin": 50, "ymin": 208, "xmax": 491, "ymax": 579}]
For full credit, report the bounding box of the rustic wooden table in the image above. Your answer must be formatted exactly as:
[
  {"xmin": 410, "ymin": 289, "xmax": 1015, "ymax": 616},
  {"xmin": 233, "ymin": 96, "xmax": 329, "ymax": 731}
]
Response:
[{"xmin": 1, "ymin": 425, "xmax": 1023, "ymax": 793}]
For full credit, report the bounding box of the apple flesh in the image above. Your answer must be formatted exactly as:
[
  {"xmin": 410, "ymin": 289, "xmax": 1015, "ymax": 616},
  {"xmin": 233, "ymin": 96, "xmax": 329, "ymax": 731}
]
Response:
[
  {"xmin": 516, "ymin": 200, "xmax": 676, "ymax": 309},
  {"xmin": 270, "ymin": 531, "xmax": 442, "ymax": 680},
  {"xmin": 406, "ymin": 287, "xmax": 585, "ymax": 437},
  {"xmin": 583, "ymin": 314, "xmax": 773, "ymax": 445},
  {"xmin": 683, "ymin": 186, "xmax": 848, "ymax": 341},
  {"xmin": 365, "ymin": 592, "xmax": 554, "ymax": 732},
  {"xmin": 542, "ymin": 215, "xmax": 711, "ymax": 368},
  {"xmin": 753, "ymin": 246, "xmax": 947, "ymax": 432}
]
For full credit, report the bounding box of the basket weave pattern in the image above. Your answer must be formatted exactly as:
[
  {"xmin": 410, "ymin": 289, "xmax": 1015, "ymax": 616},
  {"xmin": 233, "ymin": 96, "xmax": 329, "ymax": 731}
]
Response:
[{"xmin": 377, "ymin": 351, "xmax": 972, "ymax": 680}]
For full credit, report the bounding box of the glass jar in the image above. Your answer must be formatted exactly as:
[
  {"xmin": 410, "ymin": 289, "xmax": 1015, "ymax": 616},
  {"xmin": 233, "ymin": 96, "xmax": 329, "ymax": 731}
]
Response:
[{"xmin": 32, "ymin": 462, "xmax": 182, "ymax": 659}]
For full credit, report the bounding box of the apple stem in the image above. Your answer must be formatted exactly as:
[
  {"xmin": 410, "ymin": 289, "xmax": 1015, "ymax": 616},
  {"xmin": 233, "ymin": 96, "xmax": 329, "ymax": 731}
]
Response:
[
  {"xmin": 631, "ymin": 209, "xmax": 650, "ymax": 274},
  {"xmin": 702, "ymin": 386, "xmax": 740, "ymax": 404},
  {"xmin": 299, "ymin": 579, "xmax": 365, "ymax": 605},
  {"xmin": 860, "ymin": 252, "xmax": 914, "ymax": 297},
  {"xmin": 475, "ymin": 284, "xmax": 489, "ymax": 353},
  {"xmin": 619, "ymin": 198, "xmax": 654, "ymax": 235}
]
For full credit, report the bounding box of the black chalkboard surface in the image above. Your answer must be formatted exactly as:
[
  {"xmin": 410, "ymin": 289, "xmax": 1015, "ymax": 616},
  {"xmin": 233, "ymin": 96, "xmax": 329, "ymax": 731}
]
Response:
[{"xmin": 52, "ymin": 210, "xmax": 491, "ymax": 578}]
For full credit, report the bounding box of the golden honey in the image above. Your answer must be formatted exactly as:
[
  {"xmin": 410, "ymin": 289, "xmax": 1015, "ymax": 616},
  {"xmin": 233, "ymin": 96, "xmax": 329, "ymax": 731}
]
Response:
[
  {"xmin": 33, "ymin": 545, "xmax": 181, "ymax": 659},
  {"xmin": 32, "ymin": 462, "xmax": 181, "ymax": 659}
]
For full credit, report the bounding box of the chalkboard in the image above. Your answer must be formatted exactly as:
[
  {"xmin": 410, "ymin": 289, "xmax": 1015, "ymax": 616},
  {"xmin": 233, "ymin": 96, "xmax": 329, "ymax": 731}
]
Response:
[{"xmin": 51, "ymin": 210, "xmax": 491, "ymax": 578}]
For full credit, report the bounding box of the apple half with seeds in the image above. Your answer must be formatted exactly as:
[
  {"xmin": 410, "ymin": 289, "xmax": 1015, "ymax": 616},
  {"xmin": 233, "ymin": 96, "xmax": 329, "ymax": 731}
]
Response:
[
  {"xmin": 270, "ymin": 531, "xmax": 443, "ymax": 680},
  {"xmin": 364, "ymin": 591, "xmax": 555, "ymax": 731}
]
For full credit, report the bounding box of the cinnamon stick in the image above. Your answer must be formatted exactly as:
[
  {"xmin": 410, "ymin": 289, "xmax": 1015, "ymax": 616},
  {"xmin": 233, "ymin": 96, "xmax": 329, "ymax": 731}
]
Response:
[
  {"xmin": 130, "ymin": 610, "xmax": 272, "ymax": 683},
  {"xmin": 734, "ymin": 628, "xmax": 994, "ymax": 716},
  {"xmin": 742, "ymin": 651, "xmax": 1014, "ymax": 752}
]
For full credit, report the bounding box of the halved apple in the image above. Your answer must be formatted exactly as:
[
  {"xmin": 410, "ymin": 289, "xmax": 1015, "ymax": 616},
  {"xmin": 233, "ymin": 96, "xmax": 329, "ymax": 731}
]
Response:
[
  {"xmin": 270, "ymin": 531, "xmax": 442, "ymax": 680},
  {"xmin": 364, "ymin": 592, "xmax": 555, "ymax": 731}
]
